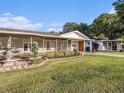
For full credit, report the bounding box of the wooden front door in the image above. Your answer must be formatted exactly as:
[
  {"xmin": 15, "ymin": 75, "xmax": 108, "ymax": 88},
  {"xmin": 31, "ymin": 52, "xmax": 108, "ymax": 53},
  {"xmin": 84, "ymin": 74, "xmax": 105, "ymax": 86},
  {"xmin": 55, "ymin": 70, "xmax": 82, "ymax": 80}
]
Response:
[{"xmin": 79, "ymin": 41, "xmax": 84, "ymax": 52}]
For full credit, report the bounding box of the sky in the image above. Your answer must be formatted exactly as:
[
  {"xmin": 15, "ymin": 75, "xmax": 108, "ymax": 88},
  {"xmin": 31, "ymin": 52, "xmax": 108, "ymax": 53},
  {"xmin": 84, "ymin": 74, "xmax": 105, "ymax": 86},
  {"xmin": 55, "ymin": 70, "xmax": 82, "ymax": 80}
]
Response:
[{"xmin": 0, "ymin": 0, "xmax": 116, "ymax": 32}]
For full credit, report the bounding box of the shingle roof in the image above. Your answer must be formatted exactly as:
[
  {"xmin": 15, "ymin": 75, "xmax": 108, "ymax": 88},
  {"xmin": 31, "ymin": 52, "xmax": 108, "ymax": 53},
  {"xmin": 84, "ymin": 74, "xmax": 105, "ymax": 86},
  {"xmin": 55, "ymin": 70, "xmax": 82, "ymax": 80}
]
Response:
[{"xmin": 0, "ymin": 28, "xmax": 59, "ymax": 36}]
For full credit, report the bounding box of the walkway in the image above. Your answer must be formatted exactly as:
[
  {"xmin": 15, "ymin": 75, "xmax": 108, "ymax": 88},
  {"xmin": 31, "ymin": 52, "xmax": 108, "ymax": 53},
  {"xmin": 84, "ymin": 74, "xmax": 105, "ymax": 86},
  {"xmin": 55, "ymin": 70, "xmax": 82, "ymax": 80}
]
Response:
[{"xmin": 85, "ymin": 53, "xmax": 124, "ymax": 58}]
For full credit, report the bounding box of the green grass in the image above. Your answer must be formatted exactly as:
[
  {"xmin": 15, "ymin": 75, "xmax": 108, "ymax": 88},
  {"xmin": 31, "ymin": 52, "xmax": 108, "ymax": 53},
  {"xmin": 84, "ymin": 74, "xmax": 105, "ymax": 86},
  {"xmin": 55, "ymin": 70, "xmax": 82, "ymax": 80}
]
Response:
[
  {"xmin": 0, "ymin": 55, "xmax": 124, "ymax": 93},
  {"xmin": 96, "ymin": 51, "xmax": 124, "ymax": 55}
]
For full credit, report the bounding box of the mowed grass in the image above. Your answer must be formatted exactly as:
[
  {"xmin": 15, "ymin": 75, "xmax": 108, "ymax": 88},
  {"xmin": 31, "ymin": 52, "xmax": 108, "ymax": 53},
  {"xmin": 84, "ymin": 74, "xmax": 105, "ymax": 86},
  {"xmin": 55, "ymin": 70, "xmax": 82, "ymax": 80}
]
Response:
[{"xmin": 0, "ymin": 55, "xmax": 124, "ymax": 93}]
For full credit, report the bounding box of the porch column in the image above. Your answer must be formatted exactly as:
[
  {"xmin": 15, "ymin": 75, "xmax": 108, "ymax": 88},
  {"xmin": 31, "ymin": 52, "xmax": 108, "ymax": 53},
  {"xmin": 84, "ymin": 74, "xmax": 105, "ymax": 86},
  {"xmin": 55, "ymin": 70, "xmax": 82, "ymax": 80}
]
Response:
[
  {"xmin": 6, "ymin": 35, "xmax": 12, "ymax": 61},
  {"xmin": 111, "ymin": 42, "xmax": 113, "ymax": 51},
  {"xmin": 117, "ymin": 42, "xmax": 119, "ymax": 51},
  {"xmin": 90, "ymin": 40, "xmax": 92, "ymax": 52},
  {"xmin": 107, "ymin": 42, "xmax": 109, "ymax": 51},
  {"xmin": 61, "ymin": 39, "xmax": 63, "ymax": 51},
  {"xmin": 43, "ymin": 37, "xmax": 45, "ymax": 49},
  {"xmin": 70, "ymin": 40, "xmax": 72, "ymax": 51},
  {"xmin": 30, "ymin": 37, "xmax": 32, "ymax": 51},
  {"xmin": 66, "ymin": 39, "xmax": 68, "ymax": 51},
  {"xmin": 8, "ymin": 35, "xmax": 12, "ymax": 48},
  {"xmin": 83, "ymin": 40, "xmax": 86, "ymax": 53},
  {"xmin": 56, "ymin": 39, "xmax": 58, "ymax": 52}
]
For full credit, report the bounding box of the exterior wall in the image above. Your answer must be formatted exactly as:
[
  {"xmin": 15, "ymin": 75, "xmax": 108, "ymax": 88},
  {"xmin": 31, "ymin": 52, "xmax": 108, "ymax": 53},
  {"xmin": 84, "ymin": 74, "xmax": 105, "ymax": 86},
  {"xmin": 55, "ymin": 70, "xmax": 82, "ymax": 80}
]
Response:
[
  {"xmin": 97, "ymin": 41, "xmax": 105, "ymax": 51},
  {"xmin": 96, "ymin": 41, "xmax": 123, "ymax": 51},
  {"xmin": 0, "ymin": 36, "xmax": 86, "ymax": 53},
  {"xmin": 71, "ymin": 40, "xmax": 79, "ymax": 52},
  {"xmin": 13, "ymin": 38, "xmax": 23, "ymax": 52}
]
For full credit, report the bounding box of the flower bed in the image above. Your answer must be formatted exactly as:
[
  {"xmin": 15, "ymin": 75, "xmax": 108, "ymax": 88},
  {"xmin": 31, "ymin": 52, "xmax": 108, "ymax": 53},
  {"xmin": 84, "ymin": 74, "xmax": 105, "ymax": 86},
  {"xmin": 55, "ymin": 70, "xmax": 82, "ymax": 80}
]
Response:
[{"xmin": 46, "ymin": 51, "xmax": 79, "ymax": 59}]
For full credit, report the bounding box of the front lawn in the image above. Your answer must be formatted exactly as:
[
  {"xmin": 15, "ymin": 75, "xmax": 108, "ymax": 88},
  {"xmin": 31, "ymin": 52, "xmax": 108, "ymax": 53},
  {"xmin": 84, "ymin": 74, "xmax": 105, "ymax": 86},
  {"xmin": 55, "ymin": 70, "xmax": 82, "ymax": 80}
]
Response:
[{"xmin": 0, "ymin": 55, "xmax": 124, "ymax": 93}]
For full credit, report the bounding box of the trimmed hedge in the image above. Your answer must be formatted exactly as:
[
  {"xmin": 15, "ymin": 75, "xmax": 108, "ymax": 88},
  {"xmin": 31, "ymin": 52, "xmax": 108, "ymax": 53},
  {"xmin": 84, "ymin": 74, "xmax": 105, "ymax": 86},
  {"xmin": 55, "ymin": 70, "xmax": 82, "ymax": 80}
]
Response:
[
  {"xmin": 46, "ymin": 51, "xmax": 76, "ymax": 58},
  {"xmin": 32, "ymin": 58, "xmax": 42, "ymax": 64}
]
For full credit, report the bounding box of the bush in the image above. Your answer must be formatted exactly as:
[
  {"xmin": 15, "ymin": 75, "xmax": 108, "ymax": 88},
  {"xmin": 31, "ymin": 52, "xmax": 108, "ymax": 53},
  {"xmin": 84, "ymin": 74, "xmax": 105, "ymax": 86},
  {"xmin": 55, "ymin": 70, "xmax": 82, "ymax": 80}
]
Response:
[
  {"xmin": 63, "ymin": 51, "xmax": 75, "ymax": 57},
  {"xmin": 55, "ymin": 52, "xmax": 64, "ymax": 58},
  {"xmin": 32, "ymin": 42, "xmax": 39, "ymax": 58},
  {"xmin": 32, "ymin": 58, "xmax": 42, "ymax": 64},
  {"xmin": 46, "ymin": 51, "xmax": 76, "ymax": 59},
  {"xmin": 21, "ymin": 52, "xmax": 33, "ymax": 58},
  {"xmin": 46, "ymin": 52, "xmax": 56, "ymax": 58}
]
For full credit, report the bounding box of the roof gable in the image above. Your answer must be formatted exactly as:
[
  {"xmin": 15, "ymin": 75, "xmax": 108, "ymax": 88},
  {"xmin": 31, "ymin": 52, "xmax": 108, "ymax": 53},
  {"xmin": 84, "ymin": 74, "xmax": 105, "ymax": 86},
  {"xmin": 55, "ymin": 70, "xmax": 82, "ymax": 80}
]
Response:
[{"xmin": 60, "ymin": 31, "xmax": 89, "ymax": 40}]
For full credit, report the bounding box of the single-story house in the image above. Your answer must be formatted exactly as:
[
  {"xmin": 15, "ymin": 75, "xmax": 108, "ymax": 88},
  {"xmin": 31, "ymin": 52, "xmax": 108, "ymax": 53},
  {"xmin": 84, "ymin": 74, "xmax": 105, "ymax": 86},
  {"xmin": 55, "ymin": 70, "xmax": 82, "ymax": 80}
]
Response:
[
  {"xmin": 0, "ymin": 28, "xmax": 90, "ymax": 54},
  {"xmin": 96, "ymin": 39, "xmax": 123, "ymax": 51}
]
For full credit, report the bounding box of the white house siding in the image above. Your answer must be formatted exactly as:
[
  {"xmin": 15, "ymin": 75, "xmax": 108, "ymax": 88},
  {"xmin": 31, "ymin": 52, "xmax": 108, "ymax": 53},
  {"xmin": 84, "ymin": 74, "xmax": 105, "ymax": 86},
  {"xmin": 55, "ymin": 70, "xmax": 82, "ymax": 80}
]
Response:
[
  {"xmin": 71, "ymin": 40, "xmax": 79, "ymax": 52},
  {"xmin": 61, "ymin": 33, "xmax": 82, "ymax": 39},
  {"xmin": 97, "ymin": 41, "xmax": 105, "ymax": 51}
]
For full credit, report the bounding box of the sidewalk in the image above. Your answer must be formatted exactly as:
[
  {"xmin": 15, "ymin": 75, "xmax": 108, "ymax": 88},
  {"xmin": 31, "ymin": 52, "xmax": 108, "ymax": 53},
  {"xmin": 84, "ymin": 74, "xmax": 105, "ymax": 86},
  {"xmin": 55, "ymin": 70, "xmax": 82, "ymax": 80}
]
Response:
[{"xmin": 85, "ymin": 53, "xmax": 124, "ymax": 58}]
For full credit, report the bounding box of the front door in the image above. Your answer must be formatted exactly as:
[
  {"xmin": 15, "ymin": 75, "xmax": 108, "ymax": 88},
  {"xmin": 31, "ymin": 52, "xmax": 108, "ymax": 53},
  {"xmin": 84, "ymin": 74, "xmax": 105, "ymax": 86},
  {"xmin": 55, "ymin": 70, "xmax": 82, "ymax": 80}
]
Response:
[{"xmin": 79, "ymin": 41, "xmax": 84, "ymax": 52}]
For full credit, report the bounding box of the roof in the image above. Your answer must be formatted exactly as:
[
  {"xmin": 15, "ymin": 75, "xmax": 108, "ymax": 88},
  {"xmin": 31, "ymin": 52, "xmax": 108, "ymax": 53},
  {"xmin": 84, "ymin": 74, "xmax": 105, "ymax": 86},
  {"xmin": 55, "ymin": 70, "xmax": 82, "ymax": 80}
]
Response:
[
  {"xmin": 60, "ymin": 31, "xmax": 89, "ymax": 40},
  {"xmin": 0, "ymin": 28, "xmax": 59, "ymax": 36},
  {"xmin": 96, "ymin": 40, "xmax": 122, "ymax": 42},
  {"xmin": 0, "ymin": 28, "xmax": 89, "ymax": 40},
  {"xmin": 0, "ymin": 28, "xmax": 61, "ymax": 38}
]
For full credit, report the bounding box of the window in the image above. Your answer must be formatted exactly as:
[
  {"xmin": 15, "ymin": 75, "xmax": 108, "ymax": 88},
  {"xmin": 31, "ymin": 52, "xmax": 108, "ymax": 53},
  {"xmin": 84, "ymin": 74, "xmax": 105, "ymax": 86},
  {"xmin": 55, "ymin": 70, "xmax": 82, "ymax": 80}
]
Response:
[
  {"xmin": 47, "ymin": 41, "xmax": 50, "ymax": 50},
  {"xmin": 0, "ymin": 40, "xmax": 2, "ymax": 50},
  {"xmin": 24, "ymin": 43, "xmax": 29, "ymax": 51}
]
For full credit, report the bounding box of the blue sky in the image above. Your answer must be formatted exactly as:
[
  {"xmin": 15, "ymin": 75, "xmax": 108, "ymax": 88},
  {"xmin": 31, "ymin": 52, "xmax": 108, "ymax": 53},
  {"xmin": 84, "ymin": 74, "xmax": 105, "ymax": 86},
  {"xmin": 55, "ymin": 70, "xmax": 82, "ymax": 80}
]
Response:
[{"xmin": 0, "ymin": 0, "xmax": 116, "ymax": 32}]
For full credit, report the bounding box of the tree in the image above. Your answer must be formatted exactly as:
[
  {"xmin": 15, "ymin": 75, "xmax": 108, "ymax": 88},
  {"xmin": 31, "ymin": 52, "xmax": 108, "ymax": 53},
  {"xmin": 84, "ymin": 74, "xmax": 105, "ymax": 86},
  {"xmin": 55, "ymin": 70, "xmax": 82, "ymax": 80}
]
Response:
[
  {"xmin": 78, "ymin": 23, "xmax": 89, "ymax": 36},
  {"xmin": 63, "ymin": 22, "xmax": 79, "ymax": 33},
  {"xmin": 113, "ymin": 0, "xmax": 124, "ymax": 23},
  {"xmin": 89, "ymin": 13, "xmax": 120, "ymax": 39}
]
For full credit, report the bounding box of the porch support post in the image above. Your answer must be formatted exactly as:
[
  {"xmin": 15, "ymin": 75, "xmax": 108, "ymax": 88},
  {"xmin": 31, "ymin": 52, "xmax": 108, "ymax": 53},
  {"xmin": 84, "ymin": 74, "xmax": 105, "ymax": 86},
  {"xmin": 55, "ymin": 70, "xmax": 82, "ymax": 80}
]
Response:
[
  {"xmin": 70, "ymin": 40, "xmax": 72, "ymax": 51},
  {"xmin": 56, "ymin": 39, "xmax": 58, "ymax": 52},
  {"xmin": 43, "ymin": 37, "xmax": 45, "ymax": 48},
  {"xmin": 107, "ymin": 42, "xmax": 109, "ymax": 51},
  {"xmin": 61, "ymin": 39, "xmax": 63, "ymax": 51},
  {"xmin": 9, "ymin": 35, "xmax": 12, "ymax": 48},
  {"xmin": 111, "ymin": 42, "xmax": 113, "ymax": 51},
  {"xmin": 30, "ymin": 37, "xmax": 32, "ymax": 51},
  {"xmin": 6, "ymin": 35, "xmax": 12, "ymax": 62},
  {"xmin": 117, "ymin": 42, "xmax": 120, "ymax": 51},
  {"xmin": 83, "ymin": 40, "xmax": 86, "ymax": 53},
  {"xmin": 66, "ymin": 39, "xmax": 68, "ymax": 51},
  {"xmin": 90, "ymin": 40, "xmax": 92, "ymax": 52}
]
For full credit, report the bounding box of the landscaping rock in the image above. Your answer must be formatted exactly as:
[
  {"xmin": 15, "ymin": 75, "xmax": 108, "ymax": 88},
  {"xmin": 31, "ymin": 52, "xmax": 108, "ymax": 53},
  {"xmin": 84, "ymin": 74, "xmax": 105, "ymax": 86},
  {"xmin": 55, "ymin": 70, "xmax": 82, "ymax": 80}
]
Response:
[
  {"xmin": 4, "ymin": 66, "xmax": 12, "ymax": 71},
  {"xmin": 17, "ymin": 65, "xmax": 23, "ymax": 69},
  {"xmin": 0, "ymin": 67, "xmax": 5, "ymax": 72},
  {"xmin": 12, "ymin": 66, "xmax": 18, "ymax": 70}
]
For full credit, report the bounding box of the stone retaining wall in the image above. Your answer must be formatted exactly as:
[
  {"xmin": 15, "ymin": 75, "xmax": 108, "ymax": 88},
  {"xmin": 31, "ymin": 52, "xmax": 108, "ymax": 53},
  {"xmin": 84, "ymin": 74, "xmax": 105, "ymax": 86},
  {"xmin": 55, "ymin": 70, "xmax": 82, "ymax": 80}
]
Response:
[
  {"xmin": 0, "ymin": 56, "xmax": 83, "ymax": 73},
  {"xmin": 0, "ymin": 60, "xmax": 48, "ymax": 72}
]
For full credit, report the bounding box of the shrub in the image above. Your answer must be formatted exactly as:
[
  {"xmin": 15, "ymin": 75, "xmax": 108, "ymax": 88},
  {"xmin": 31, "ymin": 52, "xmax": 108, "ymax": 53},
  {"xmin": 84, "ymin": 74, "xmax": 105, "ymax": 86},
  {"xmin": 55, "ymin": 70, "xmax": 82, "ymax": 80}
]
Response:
[
  {"xmin": 32, "ymin": 42, "xmax": 39, "ymax": 58},
  {"xmin": 46, "ymin": 51, "xmax": 77, "ymax": 59},
  {"xmin": 21, "ymin": 52, "xmax": 33, "ymax": 58},
  {"xmin": 32, "ymin": 58, "xmax": 41, "ymax": 64},
  {"xmin": 63, "ymin": 51, "xmax": 75, "ymax": 57},
  {"xmin": 46, "ymin": 52, "xmax": 56, "ymax": 58},
  {"xmin": 55, "ymin": 52, "xmax": 64, "ymax": 58}
]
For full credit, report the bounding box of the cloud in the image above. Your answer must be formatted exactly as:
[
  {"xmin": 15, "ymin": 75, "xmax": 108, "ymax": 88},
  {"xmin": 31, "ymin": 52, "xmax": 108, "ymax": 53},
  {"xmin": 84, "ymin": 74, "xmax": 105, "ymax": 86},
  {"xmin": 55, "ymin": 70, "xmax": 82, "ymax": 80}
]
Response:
[
  {"xmin": 47, "ymin": 22, "xmax": 63, "ymax": 32},
  {"xmin": 109, "ymin": 8, "xmax": 116, "ymax": 14},
  {"xmin": 0, "ymin": 12, "xmax": 43, "ymax": 31}
]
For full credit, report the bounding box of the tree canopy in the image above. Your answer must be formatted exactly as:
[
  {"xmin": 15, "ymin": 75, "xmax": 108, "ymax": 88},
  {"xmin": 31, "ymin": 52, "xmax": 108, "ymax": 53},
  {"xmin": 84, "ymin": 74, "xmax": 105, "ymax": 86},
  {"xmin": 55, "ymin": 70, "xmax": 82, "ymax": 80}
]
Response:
[
  {"xmin": 63, "ymin": 22, "xmax": 89, "ymax": 36},
  {"xmin": 113, "ymin": 0, "xmax": 124, "ymax": 23},
  {"xmin": 89, "ymin": 13, "xmax": 123, "ymax": 39},
  {"xmin": 63, "ymin": 22, "xmax": 79, "ymax": 33},
  {"xmin": 62, "ymin": 0, "xmax": 124, "ymax": 40}
]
